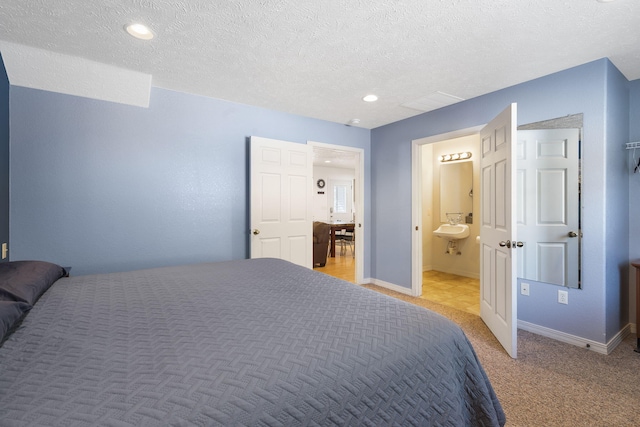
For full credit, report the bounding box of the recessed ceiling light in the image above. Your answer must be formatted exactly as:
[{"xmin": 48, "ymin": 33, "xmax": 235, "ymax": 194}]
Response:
[
  {"xmin": 125, "ymin": 23, "xmax": 154, "ymax": 40},
  {"xmin": 363, "ymin": 94, "xmax": 378, "ymax": 102},
  {"xmin": 596, "ymin": 0, "xmax": 615, "ymax": 2}
]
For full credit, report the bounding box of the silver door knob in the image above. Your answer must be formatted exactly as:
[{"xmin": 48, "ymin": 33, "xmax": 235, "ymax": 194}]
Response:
[
  {"xmin": 499, "ymin": 241, "xmax": 511, "ymax": 248},
  {"xmin": 252, "ymin": 229, "xmax": 260, "ymax": 235},
  {"xmin": 516, "ymin": 241, "xmax": 524, "ymax": 247},
  {"xmin": 568, "ymin": 231, "xmax": 578, "ymax": 238}
]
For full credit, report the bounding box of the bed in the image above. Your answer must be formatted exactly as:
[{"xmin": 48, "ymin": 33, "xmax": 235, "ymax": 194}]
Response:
[{"xmin": 0, "ymin": 258, "xmax": 505, "ymax": 426}]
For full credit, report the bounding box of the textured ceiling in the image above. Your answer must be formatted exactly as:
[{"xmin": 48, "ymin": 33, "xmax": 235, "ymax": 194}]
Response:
[{"xmin": 1, "ymin": 0, "xmax": 639, "ymax": 129}]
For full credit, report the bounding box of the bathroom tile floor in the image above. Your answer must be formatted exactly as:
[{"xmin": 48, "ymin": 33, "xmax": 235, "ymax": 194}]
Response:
[{"xmin": 421, "ymin": 270, "xmax": 480, "ymax": 316}]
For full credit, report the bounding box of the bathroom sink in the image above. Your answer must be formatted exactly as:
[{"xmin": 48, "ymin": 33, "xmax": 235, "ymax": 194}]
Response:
[{"xmin": 433, "ymin": 223, "xmax": 470, "ymax": 240}]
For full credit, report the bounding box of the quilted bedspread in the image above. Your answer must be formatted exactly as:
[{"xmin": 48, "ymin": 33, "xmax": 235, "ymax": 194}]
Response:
[{"xmin": 0, "ymin": 258, "xmax": 505, "ymax": 426}]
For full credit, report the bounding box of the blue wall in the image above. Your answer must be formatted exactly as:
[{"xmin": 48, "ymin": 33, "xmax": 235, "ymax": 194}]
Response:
[
  {"xmin": 0, "ymin": 54, "xmax": 8, "ymax": 257},
  {"xmin": 630, "ymin": 80, "xmax": 640, "ymax": 256},
  {"xmin": 7, "ymin": 55, "xmax": 637, "ymax": 344},
  {"xmin": 629, "ymin": 79, "xmax": 640, "ymax": 323},
  {"xmin": 603, "ymin": 62, "xmax": 631, "ymax": 339},
  {"xmin": 9, "ymin": 87, "xmax": 370, "ymax": 276},
  {"xmin": 371, "ymin": 59, "xmax": 631, "ymax": 343}
]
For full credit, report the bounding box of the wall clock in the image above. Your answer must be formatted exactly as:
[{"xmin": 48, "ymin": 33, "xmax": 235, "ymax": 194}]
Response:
[{"xmin": 317, "ymin": 179, "xmax": 325, "ymax": 189}]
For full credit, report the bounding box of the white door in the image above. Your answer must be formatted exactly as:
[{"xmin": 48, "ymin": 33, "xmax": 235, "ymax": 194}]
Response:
[
  {"xmin": 517, "ymin": 129, "xmax": 580, "ymax": 287},
  {"xmin": 250, "ymin": 136, "xmax": 313, "ymax": 269},
  {"xmin": 480, "ymin": 104, "xmax": 518, "ymax": 358}
]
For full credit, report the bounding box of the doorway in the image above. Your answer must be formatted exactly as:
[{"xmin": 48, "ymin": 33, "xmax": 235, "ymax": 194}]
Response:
[
  {"xmin": 419, "ymin": 133, "xmax": 482, "ymax": 315},
  {"xmin": 412, "ymin": 109, "xmax": 580, "ymax": 359},
  {"xmin": 309, "ymin": 141, "xmax": 364, "ymax": 284},
  {"xmin": 412, "ymin": 104, "xmax": 519, "ymax": 359}
]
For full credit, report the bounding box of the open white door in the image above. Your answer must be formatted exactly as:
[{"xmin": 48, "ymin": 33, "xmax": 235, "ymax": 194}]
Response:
[
  {"xmin": 480, "ymin": 104, "xmax": 518, "ymax": 358},
  {"xmin": 250, "ymin": 136, "xmax": 313, "ymax": 269}
]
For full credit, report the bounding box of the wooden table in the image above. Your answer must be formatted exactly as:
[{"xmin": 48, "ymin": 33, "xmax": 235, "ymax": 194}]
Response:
[
  {"xmin": 328, "ymin": 222, "xmax": 355, "ymax": 257},
  {"xmin": 633, "ymin": 261, "xmax": 640, "ymax": 352}
]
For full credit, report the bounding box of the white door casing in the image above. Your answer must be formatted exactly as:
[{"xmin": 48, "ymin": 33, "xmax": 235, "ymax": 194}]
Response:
[
  {"xmin": 411, "ymin": 125, "xmax": 484, "ymax": 297},
  {"xmin": 250, "ymin": 136, "xmax": 313, "ymax": 269},
  {"xmin": 517, "ymin": 129, "xmax": 580, "ymax": 287},
  {"xmin": 480, "ymin": 104, "xmax": 518, "ymax": 359}
]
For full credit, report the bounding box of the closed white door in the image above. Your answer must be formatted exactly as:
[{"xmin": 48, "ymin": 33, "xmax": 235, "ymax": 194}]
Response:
[
  {"xmin": 250, "ymin": 136, "xmax": 313, "ymax": 269},
  {"xmin": 517, "ymin": 129, "xmax": 580, "ymax": 287},
  {"xmin": 480, "ymin": 104, "xmax": 518, "ymax": 359}
]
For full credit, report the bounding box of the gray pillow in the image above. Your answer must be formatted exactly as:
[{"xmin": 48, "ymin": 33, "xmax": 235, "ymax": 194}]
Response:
[
  {"xmin": 0, "ymin": 300, "xmax": 31, "ymax": 344},
  {"xmin": 0, "ymin": 261, "xmax": 67, "ymax": 305}
]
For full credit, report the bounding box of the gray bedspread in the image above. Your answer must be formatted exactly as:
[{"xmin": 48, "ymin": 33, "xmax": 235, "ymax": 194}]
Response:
[{"xmin": 0, "ymin": 258, "xmax": 505, "ymax": 426}]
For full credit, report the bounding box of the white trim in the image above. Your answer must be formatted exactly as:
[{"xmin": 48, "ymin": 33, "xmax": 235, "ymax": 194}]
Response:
[
  {"xmin": 308, "ymin": 141, "xmax": 365, "ymax": 285},
  {"xmin": 518, "ymin": 320, "xmax": 631, "ymax": 355},
  {"xmin": 369, "ymin": 278, "xmax": 418, "ymax": 296},
  {"xmin": 367, "ymin": 277, "xmax": 633, "ymax": 355},
  {"xmin": 411, "ymin": 141, "xmax": 423, "ymax": 297}
]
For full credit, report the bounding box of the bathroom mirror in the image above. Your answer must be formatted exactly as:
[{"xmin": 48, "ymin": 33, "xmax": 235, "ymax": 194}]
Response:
[{"xmin": 439, "ymin": 161, "xmax": 473, "ymax": 224}]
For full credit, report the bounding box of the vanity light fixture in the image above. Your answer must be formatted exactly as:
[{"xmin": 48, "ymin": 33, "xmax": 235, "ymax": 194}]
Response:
[
  {"xmin": 125, "ymin": 23, "xmax": 154, "ymax": 40},
  {"xmin": 439, "ymin": 152, "xmax": 472, "ymax": 162}
]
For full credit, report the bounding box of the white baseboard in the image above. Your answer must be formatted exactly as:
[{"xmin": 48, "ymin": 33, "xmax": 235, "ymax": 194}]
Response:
[
  {"xmin": 367, "ymin": 278, "xmax": 418, "ymax": 296},
  {"xmin": 518, "ymin": 320, "xmax": 631, "ymax": 355},
  {"xmin": 364, "ymin": 277, "xmax": 632, "ymax": 354},
  {"xmin": 423, "ymin": 267, "xmax": 479, "ymax": 280}
]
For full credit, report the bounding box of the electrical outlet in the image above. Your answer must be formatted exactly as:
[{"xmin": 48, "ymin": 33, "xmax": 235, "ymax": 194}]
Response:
[
  {"xmin": 1, "ymin": 243, "xmax": 7, "ymax": 260},
  {"xmin": 520, "ymin": 282, "xmax": 530, "ymax": 296},
  {"xmin": 558, "ymin": 290, "xmax": 568, "ymax": 305}
]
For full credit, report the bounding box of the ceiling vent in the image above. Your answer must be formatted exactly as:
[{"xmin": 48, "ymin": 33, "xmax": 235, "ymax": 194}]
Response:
[{"xmin": 401, "ymin": 91, "xmax": 465, "ymax": 113}]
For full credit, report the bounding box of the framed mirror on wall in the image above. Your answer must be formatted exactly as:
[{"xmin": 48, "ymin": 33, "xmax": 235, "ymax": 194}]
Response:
[
  {"xmin": 439, "ymin": 161, "xmax": 473, "ymax": 224},
  {"xmin": 516, "ymin": 114, "xmax": 583, "ymax": 289}
]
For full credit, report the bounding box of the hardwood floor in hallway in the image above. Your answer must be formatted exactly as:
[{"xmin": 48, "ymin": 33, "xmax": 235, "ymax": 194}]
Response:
[{"xmin": 313, "ymin": 249, "xmax": 355, "ymax": 283}]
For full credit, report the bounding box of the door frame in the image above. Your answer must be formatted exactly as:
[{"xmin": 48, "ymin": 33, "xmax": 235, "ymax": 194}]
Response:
[
  {"xmin": 309, "ymin": 140, "xmax": 365, "ymax": 285},
  {"xmin": 411, "ymin": 125, "xmax": 484, "ymax": 296}
]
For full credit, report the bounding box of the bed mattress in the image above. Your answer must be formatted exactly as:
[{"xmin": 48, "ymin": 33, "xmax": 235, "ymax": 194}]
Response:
[{"xmin": 0, "ymin": 258, "xmax": 504, "ymax": 426}]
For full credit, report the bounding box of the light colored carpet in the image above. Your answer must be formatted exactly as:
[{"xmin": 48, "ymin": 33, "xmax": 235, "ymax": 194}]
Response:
[{"xmin": 362, "ymin": 284, "xmax": 640, "ymax": 427}]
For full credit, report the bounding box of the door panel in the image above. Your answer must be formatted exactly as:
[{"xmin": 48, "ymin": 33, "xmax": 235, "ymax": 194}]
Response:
[
  {"xmin": 480, "ymin": 103, "xmax": 517, "ymax": 359},
  {"xmin": 495, "ymin": 158, "xmax": 507, "ymax": 229},
  {"xmin": 250, "ymin": 136, "xmax": 313, "ymax": 269}
]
